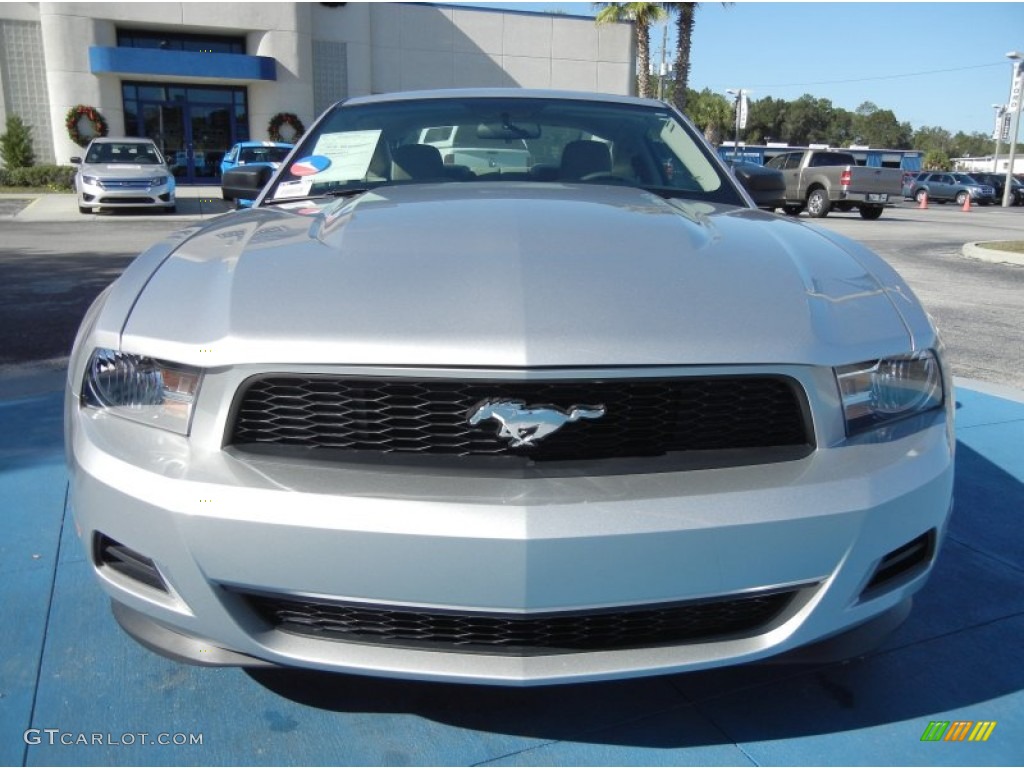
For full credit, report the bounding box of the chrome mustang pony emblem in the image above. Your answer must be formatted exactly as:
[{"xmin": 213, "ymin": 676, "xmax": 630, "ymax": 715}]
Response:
[{"xmin": 467, "ymin": 399, "xmax": 606, "ymax": 448}]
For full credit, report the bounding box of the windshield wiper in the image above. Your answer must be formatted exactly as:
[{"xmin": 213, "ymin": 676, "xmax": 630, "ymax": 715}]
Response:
[
  {"xmin": 638, "ymin": 185, "xmax": 704, "ymax": 200},
  {"xmin": 322, "ymin": 187, "xmax": 371, "ymax": 198},
  {"xmin": 263, "ymin": 187, "xmax": 370, "ymax": 205}
]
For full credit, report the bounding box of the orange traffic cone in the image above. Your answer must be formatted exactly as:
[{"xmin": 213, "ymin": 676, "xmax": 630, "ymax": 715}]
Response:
[
  {"xmin": 961, "ymin": 193, "xmax": 972, "ymax": 212},
  {"xmin": 918, "ymin": 191, "xmax": 928, "ymax": 209}
]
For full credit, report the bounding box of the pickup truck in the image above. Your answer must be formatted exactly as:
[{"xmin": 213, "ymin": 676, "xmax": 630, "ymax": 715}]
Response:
[
  {"xmin": 419, "ymin": 124, "xmax": 531, "ymax": 176},
  {"xmin": 764, "ymin": 149, "xmax": 903, "ymax": 219}
]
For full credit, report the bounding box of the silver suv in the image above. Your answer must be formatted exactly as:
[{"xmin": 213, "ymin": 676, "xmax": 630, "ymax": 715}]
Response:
[
  {"xmin": 72, "ymin": 138, "xmax": 176, "ymax": 214},
  {"xmin": 910, "ymin": 172, "xmax": 995, "ymax": 206}
]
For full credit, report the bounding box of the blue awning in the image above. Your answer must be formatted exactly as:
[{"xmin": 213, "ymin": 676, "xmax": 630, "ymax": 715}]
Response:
[{"xmin": 89, "ymin": 47, "xmax": 276, "ymax": 81}]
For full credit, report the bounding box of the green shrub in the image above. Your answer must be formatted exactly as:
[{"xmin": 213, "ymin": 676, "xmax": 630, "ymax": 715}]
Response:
[
  {"xmin": 0, "ymin": 115, "xmax": 35, "ymax": 169},
  {"xmin": 0, "ymin": 164, "xmax": 76, "ymax": 190}
]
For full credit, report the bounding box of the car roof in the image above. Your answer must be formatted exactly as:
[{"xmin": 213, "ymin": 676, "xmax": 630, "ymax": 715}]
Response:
[
  {"xmin": 88, "ymin": 137, "xmax": 157, "ymax": 144},
  {"xmin": 232, "ymin": 141, "xmax": 293, "ymax": 148},
  {"xmin": 340, "ymin": 88, "xmax": 667, "ymax": 109}
]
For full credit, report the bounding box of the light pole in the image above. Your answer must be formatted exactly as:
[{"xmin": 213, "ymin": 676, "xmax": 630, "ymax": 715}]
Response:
[
  {"xmin": 1002, "ymin": 51, "xmax": 1023, "ymax": 207},
  {"xmin": 992, "ymin": 104, "xmax": 1005, "ymax": 173}
]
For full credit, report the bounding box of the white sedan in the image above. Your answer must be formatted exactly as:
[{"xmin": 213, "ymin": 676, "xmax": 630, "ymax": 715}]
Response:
[{"xmin": 71, "ymin": 137, "xmax": 176, "ymax": 214}]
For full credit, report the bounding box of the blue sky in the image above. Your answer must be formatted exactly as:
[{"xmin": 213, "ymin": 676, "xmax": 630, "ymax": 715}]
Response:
[{"xmin": 443, "ymin": 1, "xmax": 1024, "ymax": 136}]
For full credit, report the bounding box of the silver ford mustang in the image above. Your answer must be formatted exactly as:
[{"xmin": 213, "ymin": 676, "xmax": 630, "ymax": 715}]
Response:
[{"xmin": 66, "ymin": 89, "xmax": 954, "ymax": 686}]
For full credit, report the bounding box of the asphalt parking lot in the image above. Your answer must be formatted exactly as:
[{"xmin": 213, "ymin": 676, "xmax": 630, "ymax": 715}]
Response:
[{"xmin": 1, "ymin": 191, "xmax": 1022, "ymax": 765}]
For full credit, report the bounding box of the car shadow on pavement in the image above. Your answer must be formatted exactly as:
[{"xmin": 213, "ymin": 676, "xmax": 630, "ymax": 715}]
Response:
[
  {"xmin": 0, "ymin": 248, "xmax": 135, "ymax": 365},
  {"xmin": 247, "ymin": 443, "xmax": 1024, "ymax": 750}
]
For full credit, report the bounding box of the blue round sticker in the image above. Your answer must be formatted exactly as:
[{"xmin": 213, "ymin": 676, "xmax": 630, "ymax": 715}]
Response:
[{"xmin": 290, "ymin": 155, "xmax": 331, "ymax": 177}]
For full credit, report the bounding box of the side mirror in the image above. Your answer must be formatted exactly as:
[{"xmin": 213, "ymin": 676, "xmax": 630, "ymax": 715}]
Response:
[
  {"xmin": 70, "ymin": 157, "xmax": 82, "ymax": 165},
  {"xmin": 221, "ymin": 165, "xmax": 273, "ymax": 203},
  {"xmin": 732, "ymin": 163, "xmax": 786, "ymax": 210}
]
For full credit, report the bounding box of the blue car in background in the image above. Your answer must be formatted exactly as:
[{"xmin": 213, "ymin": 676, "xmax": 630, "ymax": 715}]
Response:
[{"xmin": 220, "ymin": 141, "xmax": 293, "ymax": 207}]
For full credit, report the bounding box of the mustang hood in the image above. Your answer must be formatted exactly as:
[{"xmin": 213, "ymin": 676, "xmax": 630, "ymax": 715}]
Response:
[{"xmin": 121, "ymin": 184, "xmax": 915, "ymax": 368}]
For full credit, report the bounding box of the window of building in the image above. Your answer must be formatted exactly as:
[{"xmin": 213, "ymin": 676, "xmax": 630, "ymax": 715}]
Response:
[{"xmin": 117, "ymin": 29, "xmax": 245, "ymax": 55}]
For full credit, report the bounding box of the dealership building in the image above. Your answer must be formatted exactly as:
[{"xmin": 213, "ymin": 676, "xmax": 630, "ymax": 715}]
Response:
[{"xmin": 0, "ymin": 2, "xmax": 634, "ymax": 182}]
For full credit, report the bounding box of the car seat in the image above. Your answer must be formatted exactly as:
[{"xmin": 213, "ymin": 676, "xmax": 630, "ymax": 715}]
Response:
[
  {"xmin": 560, "ymin": 140, "xmax": 612, "ymax": 181},
  {"xmin": 391, "ymin": 144, "xmax": 444, "ymax": 180}
]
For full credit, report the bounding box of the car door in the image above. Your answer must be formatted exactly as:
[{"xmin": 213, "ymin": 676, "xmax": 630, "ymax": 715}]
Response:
[{"xmin": 766, "ymin": 153, "xmax": 801, "ymax": 201}]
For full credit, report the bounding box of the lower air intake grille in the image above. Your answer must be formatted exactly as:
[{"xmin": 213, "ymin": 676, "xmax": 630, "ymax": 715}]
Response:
[
  {"xmin": 863, "ymin": 530, "xmax": 936, "ymax": 594},
  {"xmin": 228, "ymin": 374, "xmax": 812, "ymax": 463},
  {"xmin": 94, "ymin": 533, "xmax": 168, "ymax": 593},
  {"xmin": 238, "ymin": 589, "xmax": 799, "ymax": 655}
]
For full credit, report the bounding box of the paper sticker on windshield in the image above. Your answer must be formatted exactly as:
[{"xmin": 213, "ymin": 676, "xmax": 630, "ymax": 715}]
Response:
[
  {"xmin": 290, "ymin": 155, "xmax": 331, "ymax": 177},
  {"xmin": 309, "ymin": 130, "xmax": 383, "ymax": 183},
  {"xmin": 274, "ymin": 179, "xmax": 312, "ymax": 199}
]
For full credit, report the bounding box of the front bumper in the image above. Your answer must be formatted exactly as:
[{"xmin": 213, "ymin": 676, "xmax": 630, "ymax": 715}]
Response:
[
  {"xmin": 78, "ymin": 178, "xmax": 175, "ymax": 209},
  {"xmin": 66, "ymin": 364, "xmax": 954, "ymax": 685}
]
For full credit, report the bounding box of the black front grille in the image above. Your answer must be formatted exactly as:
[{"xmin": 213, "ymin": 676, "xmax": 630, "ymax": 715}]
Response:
[
  {"xmin": 239, "ymin": 589, "xmax": 799, "ymax": 655},
  {"xmin": 98, "ymin": 196, "xmax": 156, "ymax": 204},
  {"xmin": 228, "ymin": 375, "xmax": 812, "ymax": 464}
]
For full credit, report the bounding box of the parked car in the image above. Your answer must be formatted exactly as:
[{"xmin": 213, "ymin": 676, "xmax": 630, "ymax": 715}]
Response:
[
  {"xmin": 71, "ymin": 138, "xmax": 175, "ymax": 214},
  {"xmin": 220, "ymin": 141, "xmax": 293, "ymax": 207},
  {"xmin": 901, "ymin": 171, "xmax": 921, "ymax": 200},
  {"xmin": 909, "ymin": 172, "xmax": 996, "ymax": 205},
  {"xmin": 966, "ymin": 171, "xmax": 1024, "ymax": 206},
  {"xmin": 68, "ymin": 89, "xmax": 954, "ymax": 686}
]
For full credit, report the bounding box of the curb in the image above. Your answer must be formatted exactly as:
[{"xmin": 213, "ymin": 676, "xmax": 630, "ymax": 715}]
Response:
[
  {"xmin": 954, "ymin": 376, "xmax": 1024, "ymax": 405},
  {"xmin": 962, "ymin": 241, "xmax": 1024, "ymax": 266},
  {"xmin": 0, "ymin": 188, "xmax": 232, "ymax": 223}
]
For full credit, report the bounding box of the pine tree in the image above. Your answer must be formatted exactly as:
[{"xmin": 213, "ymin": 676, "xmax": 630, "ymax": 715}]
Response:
[{"xmin": 0, "ymin": 115, "xmax": 35, "ymax": 169}]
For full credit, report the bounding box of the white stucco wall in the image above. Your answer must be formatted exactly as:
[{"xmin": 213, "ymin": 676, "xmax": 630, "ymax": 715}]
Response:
[
  {"xmin": 4, "ymin": 2, "xmax": 634, "ymax": 165},
  {"xmin": 309, "ymin": 3, "xmax": 633, "ymax": 97}
]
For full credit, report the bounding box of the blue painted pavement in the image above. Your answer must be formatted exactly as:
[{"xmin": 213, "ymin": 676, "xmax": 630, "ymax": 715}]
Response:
[{"xmin": 1, "ymin": 377, "xmax": 1020, "ymax": 766}]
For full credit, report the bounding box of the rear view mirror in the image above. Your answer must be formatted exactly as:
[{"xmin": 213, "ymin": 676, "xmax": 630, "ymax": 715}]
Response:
[
  {"xmin": 476, "ymin": 122, "xmax": 541, "ymax": 140},
  {"xmin": 732, "ymin": 163, "xmax": 786, "ymax": 210},
  {"xmin": 222, "ymin": 165, "xmax": 273, "ymax": 202}
]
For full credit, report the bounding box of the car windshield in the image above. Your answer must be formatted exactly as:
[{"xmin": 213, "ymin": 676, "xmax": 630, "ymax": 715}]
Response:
[
  {"xmin": 85, "ymin": 142, "xmax": 163, "ymax": 165},
  {"xmin": 264, "ymin": 96, "xmax": 742, "ymax": 205},
  {"xmin": 239, "ymin": 146, "xmax": 291, "ymax": 164}
]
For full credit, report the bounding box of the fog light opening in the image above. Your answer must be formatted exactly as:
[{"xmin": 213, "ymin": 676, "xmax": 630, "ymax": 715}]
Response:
[
  {"xmin": 93, "ymin": 533, "xmax": 169, "ymax": 593},
  {"xmin": 862, "ymin": 530, "xmax": 936, "ymax": 597}
]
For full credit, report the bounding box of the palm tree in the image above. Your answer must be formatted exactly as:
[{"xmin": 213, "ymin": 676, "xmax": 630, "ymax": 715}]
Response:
[
  {"xmin": 661, "ymin": 2, "xmax": 730, "ymax": 115},
  {"xmin": 594, "ymin": 3, "xmax": 667, "ymax": 99}
]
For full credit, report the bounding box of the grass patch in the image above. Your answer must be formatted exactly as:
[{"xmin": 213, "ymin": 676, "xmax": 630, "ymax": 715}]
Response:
[{"xmin": 977, "ymin": 241, "xmax": 1024, "ymax": 254}]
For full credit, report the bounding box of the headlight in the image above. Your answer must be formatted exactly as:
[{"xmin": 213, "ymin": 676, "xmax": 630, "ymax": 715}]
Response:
[
  {"xmin": 81, "ymin": 348, "xmax": 201, "ymax": 435},
  {"xmin": 835, "ymin": 350, "xmax": 944, "ymax": 435},
  {"xmin": 150, "ymin": 175, "xmax": 169, "ymax": 185},
  {"xmin": 82, "ymin": 175, "xmax": 98, "ymax": 185}
]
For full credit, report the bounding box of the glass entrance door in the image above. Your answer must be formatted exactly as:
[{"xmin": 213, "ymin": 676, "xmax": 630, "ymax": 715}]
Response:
[
  {"xmin": 125, "ymin": 83, "xmax": 248, "ymax": 185},
  {"xmin": 188, "ymin": 103, "xmax": 233, "ymax": 183},
  {"xmin": 143, "ymin": 103, "xmax": 187, "ymax": 181}
]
